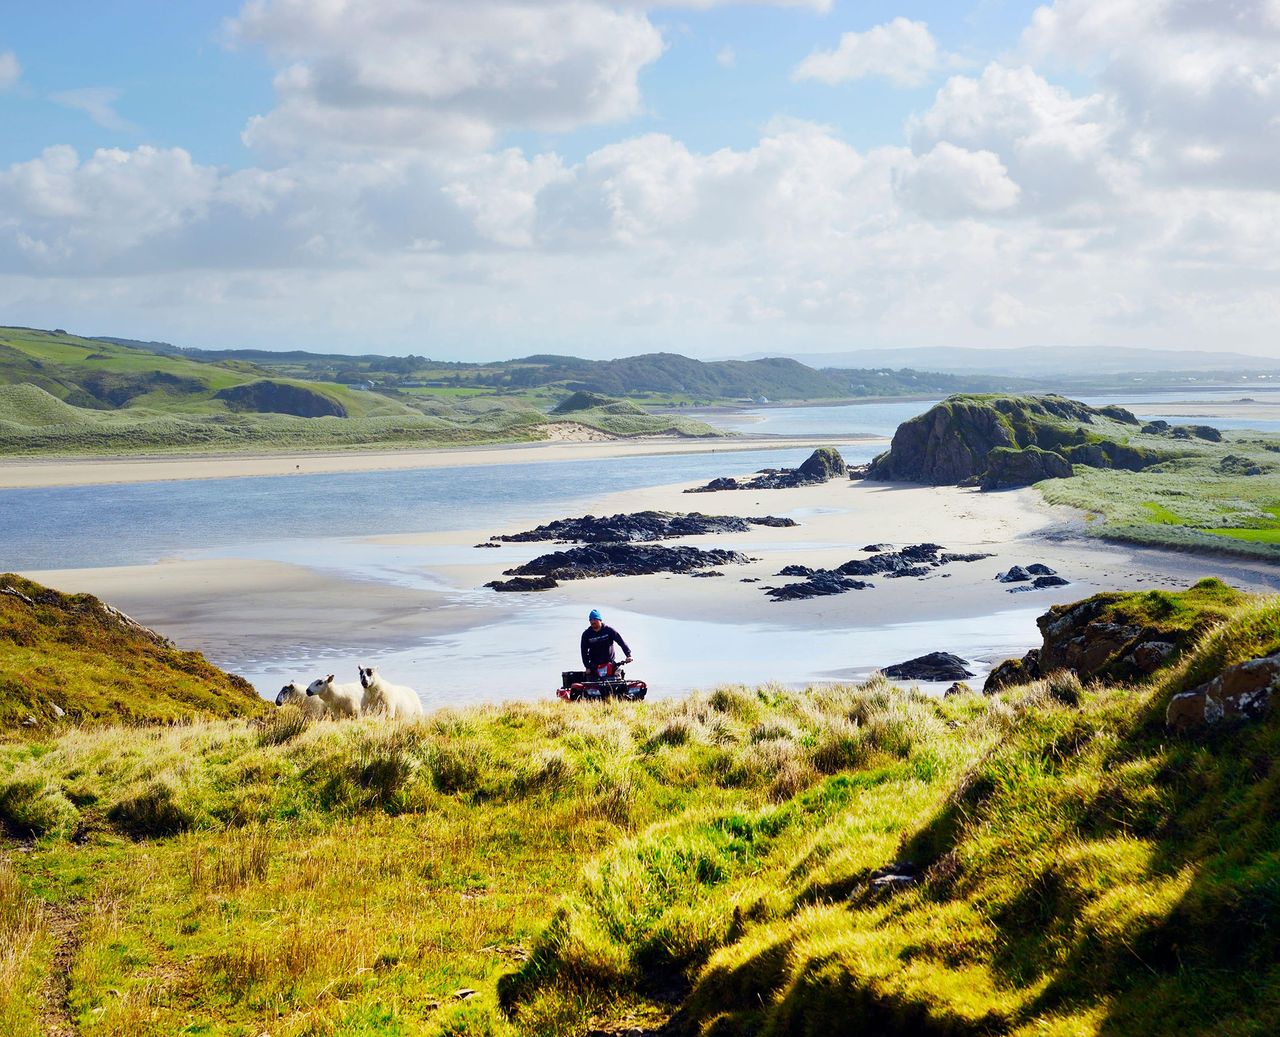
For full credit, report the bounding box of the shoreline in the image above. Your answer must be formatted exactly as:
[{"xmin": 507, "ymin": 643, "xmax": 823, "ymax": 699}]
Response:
[
  {"xmin": 21, "ymin": 467, "xmax": 1280, "ymax": 704},
  {"xmin": 0, "ymin": 433, "xmax": 877, "ymax": 490}
]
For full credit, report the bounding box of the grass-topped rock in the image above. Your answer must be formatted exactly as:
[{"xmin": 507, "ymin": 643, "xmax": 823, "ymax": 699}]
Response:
[
  {"xmin": 985, "ymin": 577, "xmax": 1247, "ymax": 691},
  {"xmin": 867, "ymin": 393, "xmax": 1162, "ymax": 487},
  {"xmin": 0, "ymin": 574, "xmax": 266, "ymax": 730}
]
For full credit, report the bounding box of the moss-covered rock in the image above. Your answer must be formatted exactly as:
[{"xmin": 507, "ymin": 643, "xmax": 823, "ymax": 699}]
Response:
[
  {"xmin": 980, "ymin": 445, "xmax": 1073, "ymax": 490},
  {"xmin": 867, "ymin": 393, "xmax": 1168, "ymax": 487}
]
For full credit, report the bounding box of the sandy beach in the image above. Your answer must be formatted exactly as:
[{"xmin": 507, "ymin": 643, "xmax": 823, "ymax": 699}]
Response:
[
  {"xmin": 20, "ymin": 448, "xmax": 1280, "ymax": 702},
  {"xmin": 0, "ymin": 433, "xmax": 863, "ymax": 490}
]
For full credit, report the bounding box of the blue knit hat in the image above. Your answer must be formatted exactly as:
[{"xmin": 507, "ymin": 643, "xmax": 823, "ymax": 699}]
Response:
[{"xmin": 588, "ymin": 609, "xmax": 602, "ymax": 621}]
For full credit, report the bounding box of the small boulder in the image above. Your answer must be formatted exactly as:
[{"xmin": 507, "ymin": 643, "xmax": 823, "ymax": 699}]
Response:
[
  {"xmin": 882, "ymin": 652, "xmax": 974, "ymax": 682},
  {"xmin": 997, "ymin": 566, "xmax": 1031, "ymax": 583}
]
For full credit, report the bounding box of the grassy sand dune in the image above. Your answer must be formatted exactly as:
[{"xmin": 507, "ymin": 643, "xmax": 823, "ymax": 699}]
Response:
[{"xmin": 1, "ymin": 586, "xmax": 1278, "ymax": 1035}]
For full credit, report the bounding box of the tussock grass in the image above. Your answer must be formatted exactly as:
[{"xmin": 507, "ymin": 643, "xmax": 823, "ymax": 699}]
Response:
[
  {"xmin": 0, "ymin": 860, "xmax": 46, "ymax": 1037},
  {"xmin": 4, "ymin": 594, "xmax": 1280, "ymax": 1035}
]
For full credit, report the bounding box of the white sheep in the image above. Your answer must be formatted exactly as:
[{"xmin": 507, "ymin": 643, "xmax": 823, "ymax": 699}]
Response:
[
  {"xmin": 358, "ymin": 665, "xmax": 423, "ymax": 719},
  {"xmin": 306, "ymin": 674, "xmax": 363, "ymax": 718},
  {"xmin": 275, "ymin": 681, "xmax": 330, "ymax": 720}
]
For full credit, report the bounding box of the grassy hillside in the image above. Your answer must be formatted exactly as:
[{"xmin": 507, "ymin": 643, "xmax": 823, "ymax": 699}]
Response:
[
  {"xmin": 0, "ymin": 329, "xmax": 722, "ymax": 455},
  {"xmin": 111, "ymin": 335, "xmax": 1035, "ymax": 402},
  {"xmin": 2, "ymin": 586, "xmax": 1278, "ymax": 1035},
  {"xmin": 0, "ymin": 574, "xmax": 267, "ymax": 731}
]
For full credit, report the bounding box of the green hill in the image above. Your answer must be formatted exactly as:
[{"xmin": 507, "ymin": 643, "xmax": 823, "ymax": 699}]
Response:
[
  {"xmin": 0, "ymin": 328, "xmax": 723, "ymax": 455},
  {"xmin": 0, "ymin": 574, "xmax": 267, "ymax": 731},
  {"xmin": 1, "ymin": 584, "xmax": 1279, "ymax": 1035},
  {"xmin": 0, "ymin": 383, "xmax": 97, "ymax": 428}
]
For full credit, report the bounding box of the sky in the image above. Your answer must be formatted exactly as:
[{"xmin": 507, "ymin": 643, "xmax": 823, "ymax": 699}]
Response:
[{"xmin": 1, "ymin": 0, "xmax": 1279, "ymax": 360}]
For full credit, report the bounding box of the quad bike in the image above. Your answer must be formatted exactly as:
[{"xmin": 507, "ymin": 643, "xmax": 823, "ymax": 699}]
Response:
[{"xmin": 557, "ymin": 660, "xmax": 648, "ymax": 702}]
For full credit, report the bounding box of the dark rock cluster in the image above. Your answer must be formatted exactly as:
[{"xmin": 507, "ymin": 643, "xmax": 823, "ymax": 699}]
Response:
[
  {"xmin": 765, "ymin": 572, "xmax": 872, "ymax": 601},
  {"xmin": 501, "ymin": 543, "xmax": 750, "ymax": 582},
  {"xmin": 489, "ymin": 510, "xmax": 795, "ymax": 544},
  {"xmin": 996, "ymin": 563, "xmax": 1071, "ymax": 592},
  {"xmin": 685, "ymin": 447, "xmax": 848, "ymax": 492},
  {"xmin": 762, "ymin": 543, "xmax": 992, "ymax": 602}
]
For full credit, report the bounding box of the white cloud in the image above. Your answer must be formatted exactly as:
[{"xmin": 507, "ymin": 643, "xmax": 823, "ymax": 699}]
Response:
[
  {"xmin": 1023, "ymin": 0, "xmax": 1280, "ymax": 187},
  {"xmin": 0, "ymin": 51, "xmax": 19, "ymax": 91},
  {"xmin": 895, "ymin": 143, "xmax": 1021, "ymax": 218},
  {"xmin": 908, "ymin": 63, "xmax": 1128, "ymax": 214},
  {"xmin": 793, "ymin": 18, "xmax": 942, "ymax": 87},
  {"xmin": 0, "ymin": 146, "xmax": 217, "ymax": 266},
  {"xmin": 49, "ymin": 88, "xmax": 140, "ymax": 133},
  {"xmin": 228, "ymin": 0, "xmax": 666, "ymax": 155},
  {"xmin": 717, "ymin": 45, "xmax": 736, "ymax": 68}
]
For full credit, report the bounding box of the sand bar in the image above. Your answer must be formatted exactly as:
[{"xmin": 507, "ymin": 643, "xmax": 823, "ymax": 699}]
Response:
[{"xmin": 0, "ymin": 433, "xmax": 873, "ymax": 490}]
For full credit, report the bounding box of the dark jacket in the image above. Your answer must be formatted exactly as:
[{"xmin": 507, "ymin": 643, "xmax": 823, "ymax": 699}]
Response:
[{"xmin": 581, "ymin": 624, "xmax": 631, "ymax": 668}]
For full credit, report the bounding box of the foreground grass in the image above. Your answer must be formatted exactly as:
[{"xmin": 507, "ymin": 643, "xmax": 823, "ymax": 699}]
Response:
[{"xmin": 2, "ymin": 593, "xmax": 1279, "ymax": 1035}]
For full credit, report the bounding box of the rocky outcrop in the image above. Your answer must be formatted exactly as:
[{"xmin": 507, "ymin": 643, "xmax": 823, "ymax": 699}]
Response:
[
  {"xmin": 501, "ymin": 544, "xmax": 749, "ymax": 581},
  {"xmin": 685, "ymin": 448, "xmax": 847, "ymax": 492},
  {"xmin": 215, "ymin": 380, "xmax": 347, "ymax": 417},
  {"xmin": 980, "ymin": 446, "xmax": 1073, "ymax": 490},
  {"xmin": 491, "ymin": 510, "xmax": 796, "ymax": 544},
  {"xmin": 866, "ymin": 393, "xmax": 1159, "ymax": 488},
  {"xmin": 983, "ymin": 579, "xmax": 1244, "ymax": 693},
  {"xmin": 882, "ymin": 652, "xmax": 974, "ymax": 682},
  {"xmin": 1166, "ymin": 652, "xmax": 1280, "ymax": 731}
]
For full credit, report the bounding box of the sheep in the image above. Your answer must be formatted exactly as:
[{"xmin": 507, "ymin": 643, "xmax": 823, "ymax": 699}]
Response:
[
  {"xmin": 275, "ymin": 680, "xmax": 331, "ymax": 719},
  {"xmin": 358, "ymin": 665, "xmax": 423, "ymax": 719},
  {"xmin": 306, "ymin": 674, "xmax": 363, "ymax": 718}
]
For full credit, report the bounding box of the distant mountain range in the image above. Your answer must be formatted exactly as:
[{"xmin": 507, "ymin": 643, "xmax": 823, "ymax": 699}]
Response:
[{"xmin": 751, "ymin": 346, "xmax": 1280, "ymax": 377}]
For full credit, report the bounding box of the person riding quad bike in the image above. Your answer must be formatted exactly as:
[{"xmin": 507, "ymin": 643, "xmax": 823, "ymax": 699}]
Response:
[{"xmin": 581, "ymin": 608, "xmax": 632, "ymax": 673}]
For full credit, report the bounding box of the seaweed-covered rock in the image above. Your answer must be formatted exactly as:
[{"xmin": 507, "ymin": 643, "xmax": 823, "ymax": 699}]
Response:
[
  {"xmin": 491, "ymin": 510, "xmax": 796, "ymax": 544},
  {"xmin": 485, "ymin": 576, "xmax": 560, "ymax": 592},
  {"xmin": 503, "ymin": 544, "xmax": 748, "ymax": 580},
  {"xmin": 764, "ymin": 572, "xmax": 872, "ymax": 601},
  {"xmin": 882, "ymin": 652, "xmax": 974, "ymax": 681}
]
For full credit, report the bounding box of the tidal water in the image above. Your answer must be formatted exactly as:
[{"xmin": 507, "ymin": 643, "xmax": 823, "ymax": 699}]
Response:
[
  {"xmin": 706, "ymin": 388, "xmax": 1280, "ymax": 437},
  {"xmin": 0, "ymin": 444, "xmax": 878, "ymax": 571}
]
